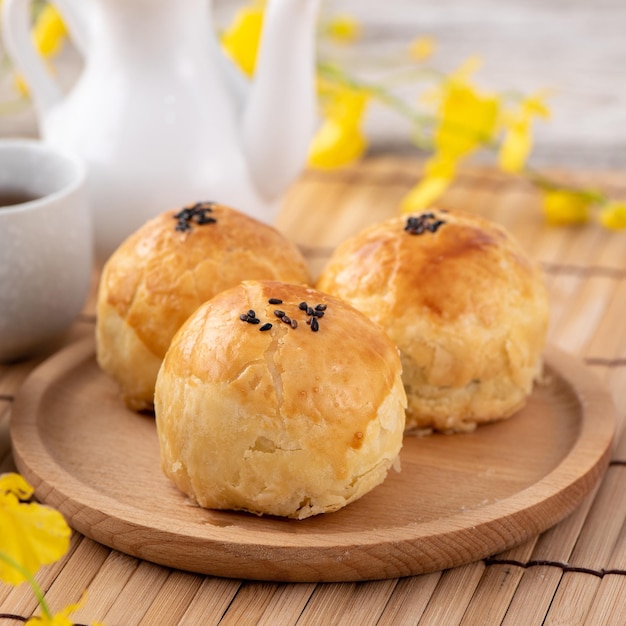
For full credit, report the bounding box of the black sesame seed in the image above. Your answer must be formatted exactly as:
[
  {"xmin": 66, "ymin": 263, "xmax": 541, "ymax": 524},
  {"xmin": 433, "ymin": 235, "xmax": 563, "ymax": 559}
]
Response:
[
  {"xmin": 290, "ymin": 319, "xmax": 298, "ymax": 329},
  {"xmin": 196, "ymin": 215, "xmax": 217, "ymax": 225},
  {"xmin": 311, "ymin": 317, "xmax": 319, "ymax": 332},
  {"xmin": 247, "ymin": 317, "xmax": 261, "ymax": 325},
  {"xmin": 175, "ymin": 221, "xmax": 191, "ymax": 232},
  {"xmin": 268, "ymin": 298, "xmax": 283, "ymax": 305},
  {"xmin": 307, "ymin": 306, "xmax": 315, "ymax": 316},
  {"xmin": 428, "ymin": 220, "xmax": 445, "ymax": 233},
  {"xmin": 174, "ymin": 208, "xmax": 192, "ymax": 220},
  {"xmin": 313, "ymin": 310, "xmax": 324, "ymax": 318},
  {"xmin": 247, "ymin": 310, "xmax": 255, "ymax": 318},
  {"xmin": 260, "ymin": 323, "xmax": 272, "ymax": 331},
  {"xmin": 282, "ymin": 315, "xmax": 291, "ymax": 324},
  {"xmin": 306, "ymin": 318, "xmax": 312, "ymax": 326},
  {"xmin": 274, "ymin": 310, "xmax": 285, "ymax": 318},
  {"xmin": 298, "ymin": 302, "xmax": 308, "ymax": 311},
  {"xmin": 240, "ymin": 313, "xmax": 249, "ymax": 321},
  {"xmin": 315, "ymin": 304, "xmax": 327, "ymax": 311},
  {"xmin": 173, "ymin": 202, "xmax": 218, "ymax": 231},
  {"xmin": 405, "ymin": 213, "xmax": 445, "ymax": 236}
]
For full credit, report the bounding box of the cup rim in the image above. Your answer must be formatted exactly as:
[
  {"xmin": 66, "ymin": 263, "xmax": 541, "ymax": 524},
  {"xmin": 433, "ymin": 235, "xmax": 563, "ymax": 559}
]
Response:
[{"xmin": 0, "ymin": 138, "xmax": 86, "ymax": 215}]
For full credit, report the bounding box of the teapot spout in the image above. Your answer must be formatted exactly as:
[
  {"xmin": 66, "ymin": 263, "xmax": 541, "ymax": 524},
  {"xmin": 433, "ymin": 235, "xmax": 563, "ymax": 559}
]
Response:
[{"xmin": 242, "ymin": 0, "xmax": 321, "ymax": 205}]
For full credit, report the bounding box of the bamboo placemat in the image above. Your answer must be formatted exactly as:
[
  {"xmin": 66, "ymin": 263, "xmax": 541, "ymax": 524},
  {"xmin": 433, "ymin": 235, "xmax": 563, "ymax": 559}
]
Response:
[{"xmin": 1, "ymin": 155, "xmax": 625, "ymax": 625}]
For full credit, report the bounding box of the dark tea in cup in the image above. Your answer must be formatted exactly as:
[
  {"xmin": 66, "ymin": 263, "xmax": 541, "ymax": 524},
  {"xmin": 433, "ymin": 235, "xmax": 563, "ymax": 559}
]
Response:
[{"xmin": 0, "ymin": 189, "xmax": 42, "ymax": 207}]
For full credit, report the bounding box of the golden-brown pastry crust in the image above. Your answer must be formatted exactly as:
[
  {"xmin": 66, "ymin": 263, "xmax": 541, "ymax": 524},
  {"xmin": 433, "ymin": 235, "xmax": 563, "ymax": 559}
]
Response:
[
  {"xmin": 155, "ymin": 280, "xmax": 406, "ymax": 519},
  {"xmin": 316, "ymin": 209, "xmax": 549, "ymax": 433},
  {"xmin": 96, "ymin": 203, "xmax": 312, "ymax": 411}
]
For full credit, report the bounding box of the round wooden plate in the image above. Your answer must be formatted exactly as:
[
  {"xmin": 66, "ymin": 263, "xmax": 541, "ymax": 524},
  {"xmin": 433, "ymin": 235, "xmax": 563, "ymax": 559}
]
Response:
[{"xmin": 10, "ymin": 337, "xmax": 615, "ymax": 582}]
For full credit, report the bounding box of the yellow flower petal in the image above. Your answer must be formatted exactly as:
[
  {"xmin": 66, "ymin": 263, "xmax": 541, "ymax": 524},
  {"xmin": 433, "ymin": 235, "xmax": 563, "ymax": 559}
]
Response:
[
  {"xmin": 399, "ymin": 157, "xmax": 457, "ymax": 213},
  {"xmin": 308, "ymin": 119, "xmax": 367, "ymax": 168},
  {"xmin": 323, "ymin": 86, "xmax": 369, "ymax": 121},
  {"xmin": 497, "ymin": 92, "xmax": 551, "ymax": 173},
  {"xmin": 33, "ymin": 4, "xmax": 68, "ymax": 58},
  {"xmin": 435, "ymin": 82, "xmax": 500, "ymax": 158},
  {"xmin": 308, "ymin": 86, "xmax": 370, "ymax": 169},
  {"xmin": 409, "ymin": 36, "xmax": 435, "ymax": 62},
  {"xmin": 599, "ymin": 201, "xmax": 626, "ymax": 230},
  {"xmin": 420, "ymin": 57, "xmax": 500, "ymax": 159},
  {"xmin": 542, "ymin": 190, "xmax": 592, "ymax": 226},
  {"xmin": 498, "ymin": 119, "xmax": 531, "ymax": 173},
  {"xmin": 424, "ymin": 154, "xmax": 457, "ymax": 179},
  {"xmin": 400, "ymin": 177, "xmax": 450, "ymax": 213},
  {"xmin": 13, "ymin": 73, "xmax": 30, "ymax": 97},
  {"xmin": 324, "ymin": 15, "xmax": 361, "ymax": 43},
  {"xmin": 521, "ymin": 92, "xmax": 551, "ymax": 120},
  {"xmin": 221, "ymin": 2, "xmax": 266, "ymax": 77},
  {"xmin": 0, "ymin": 473, "xmax": 34, "ymax": 500},
  {"xmin": 0, "ymin": 474, "xmax": 71, "ymax": 585}
]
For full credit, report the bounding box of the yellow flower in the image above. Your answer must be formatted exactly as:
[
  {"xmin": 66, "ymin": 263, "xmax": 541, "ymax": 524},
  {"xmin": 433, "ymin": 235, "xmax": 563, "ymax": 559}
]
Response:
[
  {"xmin": 599, "ymin": 201, "xmax": 626, "ymax": 230},
  {"xmin": 424, "ymin": 58, "xmax": 500, "ymax": 160},
  {"xmin": 221, "ymin": 1, "xmax": 266, "ymax": 77},
  {"xmin": 308, "ymin": 87, "xmax": 370, "ymax": 168},
  {"xmin": 13, "ymin": 3, "xmax": 68, "ymax": 96},
  {"xmin": 0, "ymin": 473, "xmax": 71, "ymax": 585},
  {"xmin": 498, "ymin": 93, "xmax": 550, "ymax": 173},
  {"xmin": 408, "ymin": 36, "xmax": 435, "ymax": 62},
  {"xmin": 33, "ymin": 4, "xmax": 68, "ymax": 57},
  {"xmin": 400, "ymin": 155, "xmax": 456, "ymax": 213},
  {"xmin": 542, "ymin": 190, "xmax": 593, "ymax": 226},
  {"xmin": 399, "ymin": 58, "xmax": 498, "ymax": 214},
  {"xmin": 324, "ymin": 14, "xmax": 361, "ymax": 43},
  {"xmin": 435, "ymin": 84, "xmax": 500, "ymax": 159}
]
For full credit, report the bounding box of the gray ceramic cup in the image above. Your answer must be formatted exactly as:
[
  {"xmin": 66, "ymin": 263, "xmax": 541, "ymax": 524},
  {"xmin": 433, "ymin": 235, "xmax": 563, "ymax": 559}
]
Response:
[{"xmin": 0, "ymin": 138, "xmax": 92, "ymax": 362}]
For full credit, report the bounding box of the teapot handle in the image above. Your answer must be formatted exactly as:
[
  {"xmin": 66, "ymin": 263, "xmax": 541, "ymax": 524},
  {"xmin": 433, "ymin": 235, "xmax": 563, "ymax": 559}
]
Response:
[{"xmin": 1, "ymin": 0, "xmax": 64, "ymax": 118}]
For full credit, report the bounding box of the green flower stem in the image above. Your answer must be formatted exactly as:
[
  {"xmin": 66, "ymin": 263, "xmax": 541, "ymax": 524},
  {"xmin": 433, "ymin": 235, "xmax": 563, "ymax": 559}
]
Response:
[
  {"xmin": 525, "ymin": 168, "xmax": 607, "ymax": 204},
  {"xmin": 317, "ymin": 61, "xmax": 435, "ymax": 129},
  {"xmin": 0, "ymin": 551, "xmax": 53, "ymax": 621}
]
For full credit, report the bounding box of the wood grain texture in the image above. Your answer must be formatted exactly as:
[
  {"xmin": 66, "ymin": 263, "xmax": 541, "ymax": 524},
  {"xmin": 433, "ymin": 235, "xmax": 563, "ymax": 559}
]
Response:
[{"xmin": 9, "ymin": 336, "xmax": 615, "ymax": 583}]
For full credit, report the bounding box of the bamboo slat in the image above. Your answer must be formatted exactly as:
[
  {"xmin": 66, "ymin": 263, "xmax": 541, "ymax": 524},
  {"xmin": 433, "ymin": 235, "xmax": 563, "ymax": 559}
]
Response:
[
  {"xmin": 289, "ymin": 583, "xmax": 361, "ymax": 625},
  {"xmin": 173, "ymin": 577, "xmax": 241, "ymax": 626},
  {"xmin": 137, "ymin": 571, "xmax": 205, "ymax": 626},
  {"xmin": 99, "ymin": 561, "xmax": 171, "ymax": 626},
  {"xmin": 70, "ymin": 552, "xmax": 142, "ymax": 623},
  {"xmin": 583, "ymin": 576, "xmax": 626, "ymax": 626},
  {"xmin": 254, "ymin": 583, "xmax": 316, "ymax": 626},
  {"xmin": 414, "ymin": 563, "xmax": 486, "ymax": 625},
  {"xmin": 374, "ymin": 573, "xmax": 441, "ymax": 626},
  {"xmin": 458, "ymin": 540, "xmax": 538, "ymax": 625},
  {"xmin": 1, "ymin": 158, "xmax": 626, "ymax": 625}
]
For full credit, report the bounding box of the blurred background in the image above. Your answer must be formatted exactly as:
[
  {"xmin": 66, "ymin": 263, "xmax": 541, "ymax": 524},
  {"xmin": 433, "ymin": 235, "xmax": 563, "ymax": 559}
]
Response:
[{"xmin": 1, "ymin": 0, "xmax": 625, "ymax": 170}]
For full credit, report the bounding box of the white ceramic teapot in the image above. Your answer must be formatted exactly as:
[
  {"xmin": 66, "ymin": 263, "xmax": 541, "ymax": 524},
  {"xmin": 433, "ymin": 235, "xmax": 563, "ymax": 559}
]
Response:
[{"xmin": 2, "ymin": 0, "xmax": 321, "ymax": 261}]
